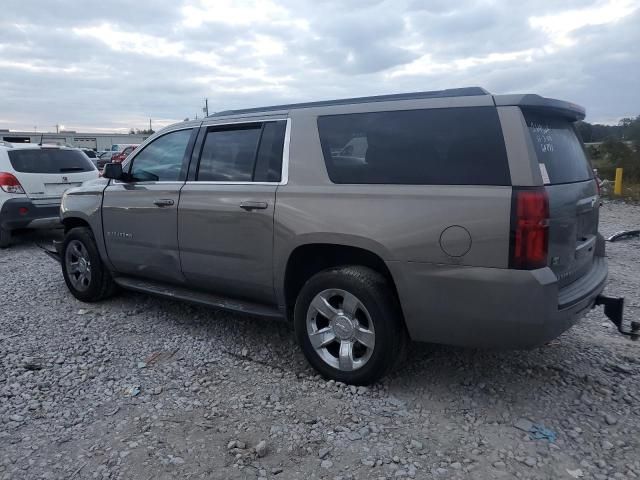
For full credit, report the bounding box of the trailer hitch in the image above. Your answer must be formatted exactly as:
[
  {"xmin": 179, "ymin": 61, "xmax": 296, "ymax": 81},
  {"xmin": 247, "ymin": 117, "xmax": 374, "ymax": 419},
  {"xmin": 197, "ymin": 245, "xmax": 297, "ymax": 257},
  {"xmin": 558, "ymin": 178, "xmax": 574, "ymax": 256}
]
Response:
[{"xmin": 595, "ymin": 295, "xmax": 639, "ymax": 340}]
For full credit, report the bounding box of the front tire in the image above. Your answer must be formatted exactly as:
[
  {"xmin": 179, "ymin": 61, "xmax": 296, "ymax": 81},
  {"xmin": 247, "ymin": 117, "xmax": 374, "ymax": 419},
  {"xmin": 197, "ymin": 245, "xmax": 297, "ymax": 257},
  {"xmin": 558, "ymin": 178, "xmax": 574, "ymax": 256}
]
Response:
[
  {"xmin": 294, "ymin": 266, "xmax": 406, "ymax": 385},
  {"xmin": 61, "ymin": 227, "xmax": 116, "ymax": 302}
]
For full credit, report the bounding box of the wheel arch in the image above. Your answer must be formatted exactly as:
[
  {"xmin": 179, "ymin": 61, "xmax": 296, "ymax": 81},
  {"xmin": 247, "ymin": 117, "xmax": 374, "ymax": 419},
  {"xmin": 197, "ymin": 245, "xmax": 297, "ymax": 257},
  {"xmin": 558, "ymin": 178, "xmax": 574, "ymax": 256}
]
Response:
[
  {"xmin": 62, "ymin": 216, "xmax": 91, "ymax": 233},
  {"xmin": 281, "ymin": 241, "xmax": 404, "ymax": 323},
  {"xmin": 61, "ymin": 210, "xmax": 113, "ymax": 271}
]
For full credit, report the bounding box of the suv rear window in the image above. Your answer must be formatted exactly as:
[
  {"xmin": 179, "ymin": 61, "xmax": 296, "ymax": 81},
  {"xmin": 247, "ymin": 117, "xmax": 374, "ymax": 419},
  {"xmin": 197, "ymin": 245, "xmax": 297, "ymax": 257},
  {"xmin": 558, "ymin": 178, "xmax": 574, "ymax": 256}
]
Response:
[
  {"xmin": 317, "ymin": 107, "xmax": 510, "ymax": 185},
  {"xmin": 523, "ymin": 110, "xmax": 592, "ymax": 184},
  {"xmin": 8, "ymin": 149, "xmax": 96, "ymax": 173},
  {"xmin": 196, "ymin": 121, "xmax": 286, "ymax": 182}
]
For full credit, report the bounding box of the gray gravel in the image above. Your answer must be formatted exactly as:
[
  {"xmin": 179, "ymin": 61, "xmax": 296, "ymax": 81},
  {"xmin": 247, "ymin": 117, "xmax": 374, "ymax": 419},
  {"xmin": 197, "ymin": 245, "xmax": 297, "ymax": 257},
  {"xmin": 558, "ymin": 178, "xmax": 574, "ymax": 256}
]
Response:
[{"xmin": 1, "ymin": 201, "xmax": 639, "ymax": 480}]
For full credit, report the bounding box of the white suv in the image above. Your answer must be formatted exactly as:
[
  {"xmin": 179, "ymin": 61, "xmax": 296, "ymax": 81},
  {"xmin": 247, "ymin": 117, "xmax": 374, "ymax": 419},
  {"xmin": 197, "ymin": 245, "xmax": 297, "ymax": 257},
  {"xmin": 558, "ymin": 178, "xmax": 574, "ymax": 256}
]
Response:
[{"xmin": 0, "ymin": 142, "xmax": 99, "ymax": 247}]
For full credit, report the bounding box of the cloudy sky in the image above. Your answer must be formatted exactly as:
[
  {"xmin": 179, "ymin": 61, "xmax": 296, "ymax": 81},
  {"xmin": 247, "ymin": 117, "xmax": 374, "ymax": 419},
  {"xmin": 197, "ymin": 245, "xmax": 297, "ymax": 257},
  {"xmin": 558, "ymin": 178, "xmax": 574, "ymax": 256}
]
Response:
[{"xmin": 1, "ymin": 0, "xmax": 638, "ymax": 133}]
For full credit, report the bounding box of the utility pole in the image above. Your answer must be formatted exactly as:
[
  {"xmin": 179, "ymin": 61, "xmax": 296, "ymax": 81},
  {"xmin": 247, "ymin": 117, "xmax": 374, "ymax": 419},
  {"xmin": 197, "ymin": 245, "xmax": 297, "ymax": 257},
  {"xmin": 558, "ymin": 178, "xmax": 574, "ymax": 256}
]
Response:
[
  {"xmin": 203, "ymin": 98, "xmax": 209, "ymax": 117},
  {"xmin": 149, "ymin": 118, "xmax": 152, "ymax": 132},
  {"xmin": 55, "ymin": 124, "xmax": 59, "ymax": 134}
]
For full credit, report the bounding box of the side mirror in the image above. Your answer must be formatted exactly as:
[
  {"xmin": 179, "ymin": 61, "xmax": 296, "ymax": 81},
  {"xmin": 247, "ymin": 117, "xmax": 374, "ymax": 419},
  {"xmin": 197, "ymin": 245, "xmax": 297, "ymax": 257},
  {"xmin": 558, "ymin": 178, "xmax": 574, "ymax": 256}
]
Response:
[{"xmin": 103, "ymin": 162, "xmax": 123, "ymax": 180}]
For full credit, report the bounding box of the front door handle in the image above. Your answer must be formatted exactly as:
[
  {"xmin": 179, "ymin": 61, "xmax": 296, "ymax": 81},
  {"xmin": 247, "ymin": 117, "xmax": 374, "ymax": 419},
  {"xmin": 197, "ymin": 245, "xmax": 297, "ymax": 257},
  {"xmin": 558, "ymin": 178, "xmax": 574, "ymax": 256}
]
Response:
[
  {"xmin": 153, "ymin": 199, "xmax": 175, "ymax": 207},
  {"xmin": 239, "ymin": 201, "xmax": 268, "ymax": 211}
]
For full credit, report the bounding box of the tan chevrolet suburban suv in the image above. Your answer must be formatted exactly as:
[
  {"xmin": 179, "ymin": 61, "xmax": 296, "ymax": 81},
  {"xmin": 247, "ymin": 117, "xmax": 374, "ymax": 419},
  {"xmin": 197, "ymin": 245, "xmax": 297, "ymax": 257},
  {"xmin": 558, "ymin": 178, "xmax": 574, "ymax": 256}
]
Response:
[{"xmin": 50, "ymin": 87, "xmax": 631, "ymax": 384}]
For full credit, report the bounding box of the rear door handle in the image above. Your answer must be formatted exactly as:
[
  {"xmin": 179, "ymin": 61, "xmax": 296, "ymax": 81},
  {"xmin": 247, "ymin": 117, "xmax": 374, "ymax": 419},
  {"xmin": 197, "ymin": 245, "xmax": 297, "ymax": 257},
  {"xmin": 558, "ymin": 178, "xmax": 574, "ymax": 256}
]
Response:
[
  {"xmin": 239, "ymin": 201, "xmax": 268, "ymax": 211},
  {"xmin": 153, "ymin": 199, "xmax": 175, "ymax": 207}
]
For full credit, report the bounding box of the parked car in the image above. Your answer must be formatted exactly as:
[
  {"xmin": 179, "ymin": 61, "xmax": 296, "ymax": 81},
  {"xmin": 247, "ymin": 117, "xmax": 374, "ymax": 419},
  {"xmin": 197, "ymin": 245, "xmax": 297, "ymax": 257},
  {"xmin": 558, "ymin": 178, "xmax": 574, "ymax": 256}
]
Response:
[
  {"xmin": 0, "ymin": 142, "xmax": 98, "ymax": 247},
  {"xmin": 80, "ymin": 148, "xmax": 98, "ymax": 168},
  {"xmin": 53, "ymin": 88, "xmax": 625, "ymax": 384},
  {"xmin": 110, "ymin": 143, "xmax": 139, "ymax": 153},
  {"xmin": 81, "ymin": 148, "xmax": 97, "ymax": 159},
  {"xmin": 111, "ymin": 145, "xmax": 138, "ymax": 163},
  {"xmin": 96, "ymin": 151, "xmax": 115, "ymax": 170}
]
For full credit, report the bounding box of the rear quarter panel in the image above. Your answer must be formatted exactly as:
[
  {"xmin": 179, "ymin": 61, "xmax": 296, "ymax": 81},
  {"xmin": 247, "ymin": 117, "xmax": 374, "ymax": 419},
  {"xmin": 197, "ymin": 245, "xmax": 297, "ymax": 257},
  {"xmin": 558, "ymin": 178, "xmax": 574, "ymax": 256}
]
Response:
[{"xmin": 274, "ymin": 107, "xmax": 513, "ymax": 305}]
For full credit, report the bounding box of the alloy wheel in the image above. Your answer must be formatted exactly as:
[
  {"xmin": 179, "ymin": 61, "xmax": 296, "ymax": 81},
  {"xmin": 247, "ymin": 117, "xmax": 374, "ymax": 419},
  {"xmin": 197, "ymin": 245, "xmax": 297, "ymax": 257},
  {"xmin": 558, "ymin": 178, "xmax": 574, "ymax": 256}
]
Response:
[
  {"xmin": 306, "ymin": 288, "xmax": 375, "ymax": 371},
  {"xmin": 65, "ymin": 239, "xmax": 92, "ymax": 292}
]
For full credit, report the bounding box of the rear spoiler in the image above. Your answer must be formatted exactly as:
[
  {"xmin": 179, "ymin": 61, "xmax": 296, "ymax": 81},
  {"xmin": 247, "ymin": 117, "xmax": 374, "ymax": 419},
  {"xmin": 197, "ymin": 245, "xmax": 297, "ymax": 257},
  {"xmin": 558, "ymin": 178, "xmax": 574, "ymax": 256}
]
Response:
[{"xmin": 493, "ymin": 94, "xmax": 585, "ymax": 121}]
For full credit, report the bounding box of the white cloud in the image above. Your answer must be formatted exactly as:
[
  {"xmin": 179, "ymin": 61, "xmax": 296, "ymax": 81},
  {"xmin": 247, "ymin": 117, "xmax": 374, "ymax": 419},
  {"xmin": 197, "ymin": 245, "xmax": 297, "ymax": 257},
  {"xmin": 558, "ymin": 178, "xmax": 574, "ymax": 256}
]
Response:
[
  {"xmin": 73, "ymin": 24, "xmax": 187, "ymax": 58},
  {"xmin": 0, "ymin": 0, "xmax": 638, "ymax": 131},
  {"xmin": 529, "ymin": 0, "xmax": 638, "ymax": 47},
  {"xmin": 180, "ymin": 0, "xmax": 303, "ymax": 28}
]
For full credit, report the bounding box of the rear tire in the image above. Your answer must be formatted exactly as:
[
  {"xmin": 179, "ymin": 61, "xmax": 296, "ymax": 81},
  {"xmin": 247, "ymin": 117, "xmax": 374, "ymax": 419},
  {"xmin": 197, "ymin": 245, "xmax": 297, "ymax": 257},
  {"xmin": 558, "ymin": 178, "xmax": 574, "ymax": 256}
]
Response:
[
  {"xmin": 294, "ymin": 266, "xmax": 406, "ymax": 385},
  {"xmin": 61, "ymin": 227, "xmax": 117, "ymax": 302},
  {"xmin": 0, "ymin": 228, "xmax": 11, "ymax": 249}
]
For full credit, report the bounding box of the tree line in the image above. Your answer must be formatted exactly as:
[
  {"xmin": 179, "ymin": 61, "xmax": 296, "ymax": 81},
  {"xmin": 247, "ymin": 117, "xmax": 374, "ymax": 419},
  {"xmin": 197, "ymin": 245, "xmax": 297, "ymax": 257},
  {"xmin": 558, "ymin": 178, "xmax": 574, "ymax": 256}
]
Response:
[
  {"xmin": 580, "ymin": 115, "xmax": 640, "ymax": 182},
  {"xmin": 128, "ymin": 128, "xmax": 155, "ymax": 135},
  {"xmin": 577, "ymin": 116, "xmax": 640, "ymax": 144}
]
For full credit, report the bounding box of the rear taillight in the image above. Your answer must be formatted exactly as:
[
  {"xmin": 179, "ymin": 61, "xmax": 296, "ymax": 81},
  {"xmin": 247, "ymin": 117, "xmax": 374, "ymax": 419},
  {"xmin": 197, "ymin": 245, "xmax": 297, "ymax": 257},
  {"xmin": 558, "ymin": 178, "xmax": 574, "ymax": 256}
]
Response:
[
  {"xmin": 509, "ymin": 187, "xmax": 549, "ymax": 270},
  {"xmin": 0, "ymin": 172, "xmax": 25, "ymax": 194}
]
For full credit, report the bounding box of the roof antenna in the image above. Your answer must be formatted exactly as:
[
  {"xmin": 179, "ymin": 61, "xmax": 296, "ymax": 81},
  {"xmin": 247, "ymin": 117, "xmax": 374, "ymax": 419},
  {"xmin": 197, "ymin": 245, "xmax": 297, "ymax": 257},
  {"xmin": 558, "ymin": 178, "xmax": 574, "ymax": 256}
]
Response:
[{"xmin": 39, "ymin": 134, "xmax": 43, "ymax": 146}]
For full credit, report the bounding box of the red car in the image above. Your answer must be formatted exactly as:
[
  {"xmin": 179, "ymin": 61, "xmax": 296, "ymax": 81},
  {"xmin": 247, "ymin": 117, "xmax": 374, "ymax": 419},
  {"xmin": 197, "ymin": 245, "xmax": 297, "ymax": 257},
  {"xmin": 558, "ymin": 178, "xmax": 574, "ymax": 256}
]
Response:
[{"xmin": 111, "ymin": 145, "xmax": 138, "ymax": 163}]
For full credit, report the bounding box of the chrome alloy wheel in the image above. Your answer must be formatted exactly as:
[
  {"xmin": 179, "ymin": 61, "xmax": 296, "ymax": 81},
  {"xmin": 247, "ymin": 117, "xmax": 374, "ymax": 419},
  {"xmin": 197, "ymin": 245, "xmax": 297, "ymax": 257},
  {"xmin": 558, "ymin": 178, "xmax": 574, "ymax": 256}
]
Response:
[
  {"xmin": 65, "ymin": 239, "xmax": 92, "ymax": 292},
  {"xmin": 306, "ymin": 289, "xmax": 375, "ymax": 371}
]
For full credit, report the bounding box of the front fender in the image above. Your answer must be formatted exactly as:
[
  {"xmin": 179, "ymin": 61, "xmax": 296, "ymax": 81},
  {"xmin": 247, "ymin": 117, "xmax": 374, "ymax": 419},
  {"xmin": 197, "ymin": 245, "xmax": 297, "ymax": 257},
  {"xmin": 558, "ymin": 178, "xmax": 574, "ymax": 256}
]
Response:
[{"xmin": 60, "ymin": 179, "xmax": 113, "ymax": 270}]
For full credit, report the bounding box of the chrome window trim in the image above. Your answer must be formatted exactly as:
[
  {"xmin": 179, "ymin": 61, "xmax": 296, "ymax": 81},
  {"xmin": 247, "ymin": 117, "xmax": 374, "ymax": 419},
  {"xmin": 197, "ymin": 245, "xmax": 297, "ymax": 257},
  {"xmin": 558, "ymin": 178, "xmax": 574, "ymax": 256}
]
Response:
[
  {"xmin": 280, "ymin": 118, "xmax": 291, "ymax": 185},
  {"xmin": 111, "ymin": 181, "xmax": 186, "ymax": 185},
  {"xmin": 184, "ymin": 181, "xmax": 282, "ymax": 186}
]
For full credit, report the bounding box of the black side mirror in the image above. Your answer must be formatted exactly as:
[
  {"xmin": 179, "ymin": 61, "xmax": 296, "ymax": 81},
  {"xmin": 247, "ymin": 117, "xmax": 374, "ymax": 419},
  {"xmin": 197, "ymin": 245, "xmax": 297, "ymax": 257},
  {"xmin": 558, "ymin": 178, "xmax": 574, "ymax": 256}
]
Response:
[{"xmin": 103, "ymin": 162, "xmax": 123, "ymax": 180}]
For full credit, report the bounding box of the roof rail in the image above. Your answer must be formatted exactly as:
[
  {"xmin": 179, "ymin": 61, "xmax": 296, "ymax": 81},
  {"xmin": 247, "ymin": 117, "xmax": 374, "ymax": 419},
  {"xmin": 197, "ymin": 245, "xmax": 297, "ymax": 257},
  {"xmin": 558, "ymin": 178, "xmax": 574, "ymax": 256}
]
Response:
[{"xmin": 208, "ymin": 87, "xmax": 490, "ymax": 118}]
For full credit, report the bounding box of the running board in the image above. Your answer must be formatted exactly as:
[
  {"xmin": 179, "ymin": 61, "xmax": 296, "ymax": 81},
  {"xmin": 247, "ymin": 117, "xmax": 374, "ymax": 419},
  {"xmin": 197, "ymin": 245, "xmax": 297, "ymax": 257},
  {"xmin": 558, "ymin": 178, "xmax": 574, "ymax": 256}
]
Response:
[
  {"xmin": 40, "ymin": 240, "xmax": 63, "ymax": 263},
  {"xmin": 113, "ymin": 276, "xmax": 284, "ymax": 320}
]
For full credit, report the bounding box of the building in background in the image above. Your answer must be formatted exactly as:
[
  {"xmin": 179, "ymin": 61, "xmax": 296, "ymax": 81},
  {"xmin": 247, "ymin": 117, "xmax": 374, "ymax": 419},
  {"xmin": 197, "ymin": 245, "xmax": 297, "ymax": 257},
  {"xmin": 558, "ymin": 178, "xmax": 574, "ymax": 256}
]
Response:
[{"xmin": 0, "ymin": 130, "xmax": 150, "ymax": 151}]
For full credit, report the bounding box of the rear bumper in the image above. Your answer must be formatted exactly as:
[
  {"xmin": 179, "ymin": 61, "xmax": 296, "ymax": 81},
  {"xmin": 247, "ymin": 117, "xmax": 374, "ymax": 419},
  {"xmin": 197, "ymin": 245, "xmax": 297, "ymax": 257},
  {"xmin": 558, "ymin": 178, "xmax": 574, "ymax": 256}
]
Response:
[
  {"xmin": 0, "ymin": 198, "xmax": 61, "ymax": 231},
  {"xmin": 388, "ymin": 256, "xmax": 607, "ymax": 348}
]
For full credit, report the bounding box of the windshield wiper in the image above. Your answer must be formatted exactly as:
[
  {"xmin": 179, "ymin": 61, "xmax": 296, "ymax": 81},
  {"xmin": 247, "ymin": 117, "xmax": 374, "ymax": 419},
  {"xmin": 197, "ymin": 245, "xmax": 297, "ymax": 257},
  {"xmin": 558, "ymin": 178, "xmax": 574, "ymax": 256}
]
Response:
[{"xmin": 59, "ymin": 167, "xmax": 85, "ymax": 172}]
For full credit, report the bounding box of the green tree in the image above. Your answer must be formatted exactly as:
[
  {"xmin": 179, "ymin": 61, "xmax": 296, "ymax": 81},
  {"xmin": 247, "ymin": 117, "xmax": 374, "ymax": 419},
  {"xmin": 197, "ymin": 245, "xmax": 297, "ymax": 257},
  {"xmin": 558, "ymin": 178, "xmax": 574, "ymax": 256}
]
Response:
[
  {"xmin": 625, "ymin": 115, "xmax": 640, "ymax": 145},
  {"xmin": 576, "ymin": 121, "xmax": 592, "ymax": 142},
  {"xmin": 600, "ymin": 137, "xmax": 640, "ymax": 181}
]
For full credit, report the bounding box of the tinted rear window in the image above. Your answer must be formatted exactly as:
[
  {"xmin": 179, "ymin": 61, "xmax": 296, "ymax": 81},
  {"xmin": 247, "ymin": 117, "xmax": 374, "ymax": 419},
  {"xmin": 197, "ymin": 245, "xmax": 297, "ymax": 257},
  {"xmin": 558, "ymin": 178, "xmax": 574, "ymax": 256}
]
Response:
[
  {"xmin": 523, "ymin": 110, "xmax": 592, "ymax": 184},
  {"xmin": 317, "ymin": 107, "xmax": 510, "ymax": 185},
  {"xmin": 195, "ymin": 121, "xmax": 286, "ymax": 182},
  {"xmin": 254, "ymin": 121, "xmax": 286, "ymax": 182},
  {"xmin": 197, "ymin": 126, "xmax": 262, "ymax": 182},
  {"xmin": 8, "ymin": 149, "xmax": 96, "ymax": 173}
]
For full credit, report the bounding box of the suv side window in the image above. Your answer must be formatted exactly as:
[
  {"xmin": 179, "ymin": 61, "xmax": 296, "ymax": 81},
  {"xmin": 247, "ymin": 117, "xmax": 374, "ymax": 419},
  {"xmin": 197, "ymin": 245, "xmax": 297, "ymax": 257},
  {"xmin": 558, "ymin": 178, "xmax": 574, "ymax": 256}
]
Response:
[
  {"xmin": 254, "ymin": 121, "xmax": 286, "ymax": 182},
  {"xmin": 129, "ymin": 129, "xmax": 193, "ymax": 182},
  {"xmin": 196, "ymin": 121, "xmax": 286, "ymax": 182},
  {"xmin": 197, "ymin": 125, "xmax": 261, "ymax": 182},
  {"xmin": 317, "ymin": 107, "xmax": 510, "ymax": 186}
]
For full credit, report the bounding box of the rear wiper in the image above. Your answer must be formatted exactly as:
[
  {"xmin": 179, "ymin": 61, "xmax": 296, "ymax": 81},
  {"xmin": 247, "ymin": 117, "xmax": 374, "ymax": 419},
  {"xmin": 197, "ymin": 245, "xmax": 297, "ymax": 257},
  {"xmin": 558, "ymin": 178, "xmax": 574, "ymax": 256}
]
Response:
[{"xmin": 59, "ymin": 167, "xmax": 85, "ymax": 172}]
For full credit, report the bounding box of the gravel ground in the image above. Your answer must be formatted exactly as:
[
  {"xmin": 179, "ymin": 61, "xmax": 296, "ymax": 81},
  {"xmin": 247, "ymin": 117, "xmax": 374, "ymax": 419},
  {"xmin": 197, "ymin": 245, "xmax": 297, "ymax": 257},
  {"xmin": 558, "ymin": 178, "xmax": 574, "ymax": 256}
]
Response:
[{"xmin": 1, "ymin": 201, "xmax": 639, "ymax": 480}]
